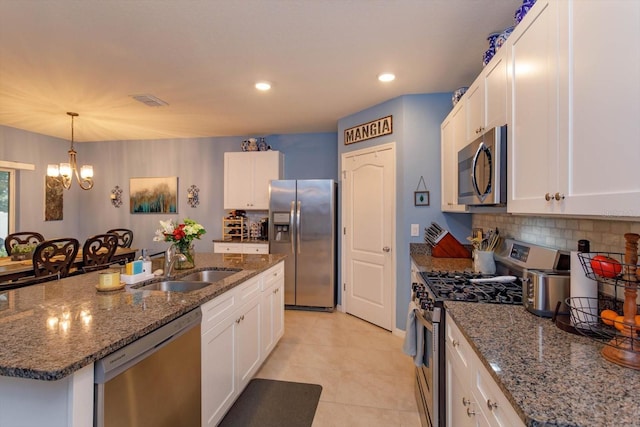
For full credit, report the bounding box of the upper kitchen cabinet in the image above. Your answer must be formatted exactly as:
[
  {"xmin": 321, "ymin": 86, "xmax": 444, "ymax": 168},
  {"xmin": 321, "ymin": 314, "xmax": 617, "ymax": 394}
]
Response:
[
  {"xmin": 441, "ymin": 101, "xmax": 468, "ymax": 212},
  {"xmin": 508, "ymin": 0, "xmax": 640, "ymax": 217},
  {"xmin": 465, "ymin": 47, "xmax": 508, "ymax": 143},
  {"xmin": 224, "ymin": 151, "xmax": 284, "ymax": 210},
  {"xmin": 507, "ymin": 0, "xmax": 561, "ymax": 214}
]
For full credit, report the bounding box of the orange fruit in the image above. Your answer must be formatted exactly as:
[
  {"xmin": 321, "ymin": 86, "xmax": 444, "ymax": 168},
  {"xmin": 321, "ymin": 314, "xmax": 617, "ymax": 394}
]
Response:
[
  {"xmin": 601, "ymin": 309, "xmax": 618, "ymax": 326},
  {"xmin": 614, "ymin": 315, "xmax": 626, "ymax": 331},
  {"xmin": 635, "ymin": 315, "xmax": 640, "ymax": 327}
]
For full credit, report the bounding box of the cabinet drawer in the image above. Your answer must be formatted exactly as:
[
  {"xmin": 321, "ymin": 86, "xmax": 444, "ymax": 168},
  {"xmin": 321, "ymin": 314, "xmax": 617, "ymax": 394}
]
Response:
[
  {"xmin": 236, "ymin": 275, "xmax": 261, "ymax": 305},
  {"xmin": 201, "ymin": 292, "xmax": 237, "ymax": 335},
  {"xmin": 242, "ymin": 244, "xmax": 268, "ymax": 254},
  {"xmin": 446, "ymin": 316, "xmax": 473, "ymax": 371},
  {"xmin": 261, "ymin": 262, "xmax": 284, "ymax": 291},
  {"xmin": 214, "ymin": 243, "xmax": 244, "ymax": 253}
]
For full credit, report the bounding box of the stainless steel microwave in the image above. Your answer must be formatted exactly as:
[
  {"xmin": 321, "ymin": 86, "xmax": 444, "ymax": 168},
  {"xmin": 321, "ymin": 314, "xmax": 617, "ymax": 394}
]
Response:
[{"xmin": 457, "ymin": 126, "xmax": 507, "ymax": 206}]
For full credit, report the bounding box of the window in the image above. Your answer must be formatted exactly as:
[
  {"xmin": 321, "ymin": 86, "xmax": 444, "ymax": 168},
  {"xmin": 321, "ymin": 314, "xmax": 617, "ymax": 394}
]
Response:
[{"xmin": 0, "ymin": 168, "xmax": 15, "ymax": 257}]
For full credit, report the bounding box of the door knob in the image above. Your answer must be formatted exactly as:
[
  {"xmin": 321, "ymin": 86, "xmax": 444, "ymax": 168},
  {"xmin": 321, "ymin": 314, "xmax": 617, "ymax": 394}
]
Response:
[{"xmin": 383, "ymin": 247, "xmax": 391, "ymax": 252}]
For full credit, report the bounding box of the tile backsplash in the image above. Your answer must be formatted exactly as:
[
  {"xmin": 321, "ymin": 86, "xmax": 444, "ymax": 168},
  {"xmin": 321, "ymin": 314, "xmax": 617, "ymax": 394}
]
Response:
[{"xmin": 472, "ymin": 213, "xmax": 640, "ymax": 253}]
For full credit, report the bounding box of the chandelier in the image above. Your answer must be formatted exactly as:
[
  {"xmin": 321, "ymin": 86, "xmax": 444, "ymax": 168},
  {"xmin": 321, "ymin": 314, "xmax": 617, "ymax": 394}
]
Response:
[{"xmin": 47, "ymin": 112, "xmax": 94, "ymax": 190}]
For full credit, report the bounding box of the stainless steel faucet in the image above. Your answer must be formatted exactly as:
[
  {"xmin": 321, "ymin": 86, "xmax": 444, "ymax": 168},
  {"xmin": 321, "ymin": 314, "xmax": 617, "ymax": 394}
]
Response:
[{"xmin": 164, "ymin": 246, "xmax": 187, "ymax": 279}]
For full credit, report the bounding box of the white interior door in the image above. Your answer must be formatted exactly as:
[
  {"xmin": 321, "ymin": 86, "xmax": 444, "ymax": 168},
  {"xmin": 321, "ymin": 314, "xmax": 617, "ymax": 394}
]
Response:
[{"xmin": 342, "ymin": 143, "xmax": 395, "ymax": 330}]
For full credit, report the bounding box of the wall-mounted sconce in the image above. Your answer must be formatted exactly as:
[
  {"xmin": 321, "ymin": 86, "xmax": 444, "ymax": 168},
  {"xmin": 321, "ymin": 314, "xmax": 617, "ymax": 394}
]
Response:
[
  {"xmin": 187, "ymin": 185, "xmax": 200, "ymax": 208},
  {"xmin": 110, "ymin": 185, "xmax": 123, "ymax": 208}
]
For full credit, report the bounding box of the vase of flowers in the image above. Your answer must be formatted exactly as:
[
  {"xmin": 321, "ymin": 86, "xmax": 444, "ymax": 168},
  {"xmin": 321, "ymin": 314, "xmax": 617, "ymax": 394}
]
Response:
[{"xmin": 153, "ymin": 218, "xmax": 206, "ymax": 270}]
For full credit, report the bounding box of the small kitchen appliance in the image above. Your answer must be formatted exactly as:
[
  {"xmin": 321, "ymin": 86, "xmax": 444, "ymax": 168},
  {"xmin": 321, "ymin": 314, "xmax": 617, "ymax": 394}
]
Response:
[
  {"xmin": 410, "ymin": 239, "xmax": 569, "ymax": 427},
  {"xmin": 522, "ymin": 269, "xmax": 571, "ymax": 317}
]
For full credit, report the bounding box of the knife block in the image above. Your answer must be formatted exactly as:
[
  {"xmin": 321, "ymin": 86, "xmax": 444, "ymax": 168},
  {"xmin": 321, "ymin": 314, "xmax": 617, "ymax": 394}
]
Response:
[{"xmin": 432, "ymin": 233, "xmax": 472, "ymax": 258}]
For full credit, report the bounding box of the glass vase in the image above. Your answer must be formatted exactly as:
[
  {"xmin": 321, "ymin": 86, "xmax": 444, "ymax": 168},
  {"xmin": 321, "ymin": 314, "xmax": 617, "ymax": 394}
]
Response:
[{"xmin": 174, "ymin": 243, "xmax": 195, "ymax": 270}]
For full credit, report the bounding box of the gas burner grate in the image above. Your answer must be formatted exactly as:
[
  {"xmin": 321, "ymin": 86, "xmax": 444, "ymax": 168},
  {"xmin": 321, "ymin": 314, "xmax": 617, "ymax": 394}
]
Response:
[{"xmin": 419, "ymin": 271, "xmax": 523, "ymax": 305}]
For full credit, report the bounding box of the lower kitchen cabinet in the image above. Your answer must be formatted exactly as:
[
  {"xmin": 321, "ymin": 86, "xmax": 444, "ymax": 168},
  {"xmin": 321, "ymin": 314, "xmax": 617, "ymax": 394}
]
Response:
[
  {"xmin": 261, "ymin": 263, "xmax": 285, "ymax": 357},
  {"xmin": 201, "ymin": 262, "xmax": 284, "ymax": 427},
  {"xmin": 446, "ymin": 313, "xmax": 523, "ymax": 427}
]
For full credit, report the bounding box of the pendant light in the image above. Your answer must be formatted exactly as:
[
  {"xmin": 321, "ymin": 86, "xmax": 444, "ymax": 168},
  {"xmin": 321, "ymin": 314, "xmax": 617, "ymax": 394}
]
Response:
[{"xmin": 47, "ymin": 112, "xmax": 94, "ymax": 190}]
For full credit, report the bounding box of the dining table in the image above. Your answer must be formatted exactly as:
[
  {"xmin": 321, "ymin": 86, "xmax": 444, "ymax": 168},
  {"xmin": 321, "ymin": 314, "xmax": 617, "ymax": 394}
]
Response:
[{"xmin": 0, "ymin": 247, "xmax": 138, "ymax": 282}]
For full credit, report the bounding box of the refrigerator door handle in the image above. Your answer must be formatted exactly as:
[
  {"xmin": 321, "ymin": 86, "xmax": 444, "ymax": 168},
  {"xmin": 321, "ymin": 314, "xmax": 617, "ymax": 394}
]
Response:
[
  {"xmin": 296, "ymin": 201, "xmax": 301, "ymax": 254},
  {"xmin": 290, "ymin": 201, "xmax": 295, "ymax": 255}
]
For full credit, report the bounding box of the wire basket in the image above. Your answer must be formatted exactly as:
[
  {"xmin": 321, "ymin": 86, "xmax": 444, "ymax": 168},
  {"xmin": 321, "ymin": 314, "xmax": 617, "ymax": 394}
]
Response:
[
  {"xmin": 566, "ymin": 297, "xmax": 640, "ymax": 350},
  {"xmin": 577, "ymin": 252, "xmax": 637, "ymax": 283}
]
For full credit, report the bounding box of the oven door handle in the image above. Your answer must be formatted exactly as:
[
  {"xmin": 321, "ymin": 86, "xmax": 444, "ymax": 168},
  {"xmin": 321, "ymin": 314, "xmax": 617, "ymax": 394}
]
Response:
[{"xmin": 415, "ymin": 311, "xmax": 434, "ymax": 332}]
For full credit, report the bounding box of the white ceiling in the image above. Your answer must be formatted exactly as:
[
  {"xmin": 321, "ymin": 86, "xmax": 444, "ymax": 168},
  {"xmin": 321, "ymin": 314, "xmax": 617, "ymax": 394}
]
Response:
[{"xmin": 0, "ymin": 0, "xmax": 520, "ymax": 142}]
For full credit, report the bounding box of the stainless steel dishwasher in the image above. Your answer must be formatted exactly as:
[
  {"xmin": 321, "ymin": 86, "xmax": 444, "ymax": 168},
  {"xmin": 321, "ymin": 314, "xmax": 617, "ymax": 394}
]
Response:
[{"xmin": 94, "ymin": 308, "xmax": 201, "ymax": 427}]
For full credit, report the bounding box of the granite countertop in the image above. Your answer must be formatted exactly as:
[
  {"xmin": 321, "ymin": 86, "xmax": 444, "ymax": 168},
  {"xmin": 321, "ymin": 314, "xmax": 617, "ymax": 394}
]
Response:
[
  {"xmin": 0, "ymin": 252, "xmax": 285, "ymax": 381},
  {"xmin": 212, "ymin": 238, "xmax": 269, "ymax": 244},
  {"xmin": 445, "ymin": 302, "xmax": 640, "ymax": 427}
]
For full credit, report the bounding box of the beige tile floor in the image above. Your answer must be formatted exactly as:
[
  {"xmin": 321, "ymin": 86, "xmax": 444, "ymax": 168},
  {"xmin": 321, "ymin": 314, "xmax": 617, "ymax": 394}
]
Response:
[{"xmin": 255, "ymin": 309, "xmax": 422, "ymax": 427}]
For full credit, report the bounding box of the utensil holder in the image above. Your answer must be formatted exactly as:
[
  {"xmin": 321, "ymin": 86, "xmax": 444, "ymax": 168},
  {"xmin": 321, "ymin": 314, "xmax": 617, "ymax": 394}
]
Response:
[{"xmin": 473, "ymin": 250, "xmax": 496, "ymax": 274}]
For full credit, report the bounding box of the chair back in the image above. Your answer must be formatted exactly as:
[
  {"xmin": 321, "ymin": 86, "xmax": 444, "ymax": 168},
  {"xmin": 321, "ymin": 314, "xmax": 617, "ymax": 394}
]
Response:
[
  {"xmin": 82, "ymin": 234, "xmax": 119, "ymax": 268},
  {"xmin": 106, "ymin": 228, "xmax": 133, "ymax": 248},
  {"xmin": 5, "ymin": 232, "xmax": 45, "ymax": 255},
  {"xmin": 32, "ymin": 238, "xmax": 80, "ymax": 278}
]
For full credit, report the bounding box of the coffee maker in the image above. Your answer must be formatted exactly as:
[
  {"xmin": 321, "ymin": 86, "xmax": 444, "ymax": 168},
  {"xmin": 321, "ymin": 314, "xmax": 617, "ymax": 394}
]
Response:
[{"xmin": 259, "ymin": 217, "xmax": 269, "ymax": 240}]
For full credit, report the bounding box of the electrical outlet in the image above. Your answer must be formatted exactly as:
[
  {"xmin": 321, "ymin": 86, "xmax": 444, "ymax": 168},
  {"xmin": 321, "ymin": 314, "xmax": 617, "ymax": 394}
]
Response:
[{"xmin": 411, "ymin": 224, "xmax": 419, "ymax": 237}]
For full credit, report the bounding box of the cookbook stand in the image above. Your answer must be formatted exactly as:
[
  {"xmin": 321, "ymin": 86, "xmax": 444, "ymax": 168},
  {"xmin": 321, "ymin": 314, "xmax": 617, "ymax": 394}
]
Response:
[{"xmin": 572, "ymin": 233, "xmax": 640, "ymax": 370}]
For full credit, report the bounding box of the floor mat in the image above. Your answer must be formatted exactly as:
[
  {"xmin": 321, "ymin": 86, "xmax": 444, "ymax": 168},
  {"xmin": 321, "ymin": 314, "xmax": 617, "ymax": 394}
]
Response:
[{"xmin": 218, "ymin": 378, "xmax": 322, "ymax": 427}]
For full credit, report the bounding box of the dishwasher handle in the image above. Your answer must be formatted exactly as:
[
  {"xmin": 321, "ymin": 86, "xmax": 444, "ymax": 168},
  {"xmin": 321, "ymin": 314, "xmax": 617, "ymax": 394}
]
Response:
[{"xmin": 94, "ymin": 307, "xmax": 201, "ymax": 383}]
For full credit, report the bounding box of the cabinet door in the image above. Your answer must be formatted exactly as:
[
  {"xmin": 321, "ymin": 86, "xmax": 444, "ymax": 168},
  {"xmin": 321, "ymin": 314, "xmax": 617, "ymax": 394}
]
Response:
[
  {"xmin": 224, "ymin": 153, "xmax": 253, "ymax": 209},
  {"xmin": 201, "ymin": 314, "xmax": 237, "ymax": 427},
  {"xmin": 441, "ymin": 102, "xmax": 468, "ymax": 212},
  {"xmin": 214, "ymin": 243, "xmax": 244, "ymax": 254},
  {"xmin": 236, "ymin": 297, "xmax": 262, "ymax": 391},
  {"xmin": 446, "ymin": 345, "xmax": 477, "ymax": 427},
  {"xmin": 242, "ymin": 244, "xmax": 269, "ymax": 254},
  {"xmin": 261, "ymin": 267, "xmax": 285, "ymax": 358},
  {"xmin": 484, "ymin": 48, "xmax": 507, "ymax": 129},
  {"xmin": 507, "ymin": 0, "xmax": 562, "ymax": 214},
  {"xmin": 251, "ymin": 151, "xmax": 282, "ymax": 209},
  {"xmin": 560, "ymin": 0, "xmax": 640, "ymax": 216},
  {"xmin": 465, "ymin": 77, "xmax": 485, "ymax": 142}
]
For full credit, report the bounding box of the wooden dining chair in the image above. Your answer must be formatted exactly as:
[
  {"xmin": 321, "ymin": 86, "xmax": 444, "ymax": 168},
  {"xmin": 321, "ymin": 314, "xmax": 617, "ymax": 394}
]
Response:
[
  {"xmin": 106, "ymin": 228, "xmax": 133, "ymax": 248},
  {"xmin": 5, "ymin": 232, "xmax": 45, "ymax": 255},
  {"xmin": 32, "ymin": 238, "xmax": 80, "ymax": 278},
  {"xmin": 82, "ymin": 234, "xmax": 119, "ymax": 271}
]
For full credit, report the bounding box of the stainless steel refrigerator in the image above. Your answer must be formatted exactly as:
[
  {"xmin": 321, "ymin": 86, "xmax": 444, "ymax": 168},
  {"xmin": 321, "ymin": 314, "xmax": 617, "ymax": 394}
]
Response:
[{"xmin": 268, "ymin": 179, "xmax": 336, "ymax": 310}]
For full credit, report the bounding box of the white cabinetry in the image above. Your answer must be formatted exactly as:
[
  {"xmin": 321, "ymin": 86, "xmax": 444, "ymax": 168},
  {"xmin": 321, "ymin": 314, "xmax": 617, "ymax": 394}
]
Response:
[
  {"xmin": 508, "ymin": 0, "xmax": 640, "ymax": 216},
  {"xmin": 465, "ymin": 77, "xmax": 484, "ymax": 143},
  {"xmin": 224, "ymin": 151, "xmax": 283, "ymax": 210},
  {"xmin": 214, "ymin": 242, "xmax": 269, "ymax": 254},
  {"xmin": 201, "ymin": 261, "xmax": 285, "ymax": 427},
  {"xmin": 261, "ymin": 262, "xmax": 285, "ymax": 357},
  {"xmin": 201, "ymin": 275, "xmax": 262, "ymax": 427},
  {"xmin": 441, "ymin": 101, "xmax": 468, "ymax": 212},
  {"xmin": 445, "ymin": 313, "xmax": 523, "ymax": 427}
]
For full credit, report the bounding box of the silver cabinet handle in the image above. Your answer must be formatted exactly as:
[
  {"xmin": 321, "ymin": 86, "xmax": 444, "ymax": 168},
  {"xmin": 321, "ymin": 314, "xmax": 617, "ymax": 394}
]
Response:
[
  {"xmin": 452, "ymin": 339, "xmax": 459, "ymax": 347},
  {"xmin": 554, "ymin": 192, "xmax": 565, "ymax": 201},
  {"xmin": 545, "ymin": 192, "xmax": 551, "ymax": 201},
  {"xmin": 462, "ymin": 397, "xmax": 471, "ymax": 407},
  {"xmin": 467, "ymin": 408, "xmax": 476, "ymax": 417},
  {"xmin": 383, "ymin": 247, "xmax": 391, "ymax": 252},
  {"xmin": 487, "ymin": 399, "xmax": 498, "ymax": 410}
]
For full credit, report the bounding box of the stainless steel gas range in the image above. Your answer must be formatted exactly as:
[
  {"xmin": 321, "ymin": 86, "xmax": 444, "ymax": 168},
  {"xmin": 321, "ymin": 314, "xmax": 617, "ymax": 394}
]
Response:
[{"xmin": 410, "ymin": 239, "xmax": 569, "ymax": 427}]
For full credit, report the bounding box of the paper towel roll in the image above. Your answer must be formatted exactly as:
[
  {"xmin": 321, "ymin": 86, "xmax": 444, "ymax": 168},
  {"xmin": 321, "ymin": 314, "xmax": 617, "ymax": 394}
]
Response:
[{"xmin": 570, "ymin": 251, "xmax": 598, "ymax": 327}]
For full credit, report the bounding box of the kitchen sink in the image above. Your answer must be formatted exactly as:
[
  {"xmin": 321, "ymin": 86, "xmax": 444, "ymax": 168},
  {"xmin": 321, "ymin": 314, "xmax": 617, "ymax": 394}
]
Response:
[
  {"xmin": 136, "ymin": 280, "xmax": 212, "ymax": 293},
  {"xmin": 178, "ymin": 269, "xmax": 240, "ymax": 283}
]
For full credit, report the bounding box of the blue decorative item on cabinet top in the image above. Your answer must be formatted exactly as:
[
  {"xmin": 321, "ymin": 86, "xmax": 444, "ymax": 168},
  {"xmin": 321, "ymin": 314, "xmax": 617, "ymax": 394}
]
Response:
[{"xmin": 515, "ymin": 0, "xmax": 537, "ymax": 24}]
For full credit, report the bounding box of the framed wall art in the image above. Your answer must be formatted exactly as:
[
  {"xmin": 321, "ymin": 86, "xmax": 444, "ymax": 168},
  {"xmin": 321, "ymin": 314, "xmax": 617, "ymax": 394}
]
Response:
[
  {"xmin": 130, "ymin": 177, "xmax": 178, "ymax": 214},
  {"xmin": 414, "ymin": 191, "xmax": 430, "ymax": 206},
  {"xmin": 44, "ymin": 176, "xmax": 63, "ymax": 221}
]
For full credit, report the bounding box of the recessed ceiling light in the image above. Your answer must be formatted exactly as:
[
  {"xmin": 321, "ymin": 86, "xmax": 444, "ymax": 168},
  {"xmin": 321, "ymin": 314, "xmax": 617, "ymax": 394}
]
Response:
[
  {"xmin": 378, "ymin": 73, "xmax": 396, "ymax": 82},
  {"xmin": 255, "ymin": 82, "xmax": 272, "ymax": 91}
]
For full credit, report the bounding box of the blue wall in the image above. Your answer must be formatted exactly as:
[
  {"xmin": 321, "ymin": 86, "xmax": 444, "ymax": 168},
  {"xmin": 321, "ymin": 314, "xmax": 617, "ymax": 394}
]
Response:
[{"xmin": 337, "ymin": 94, "xmax": 472, "ymax": 330}]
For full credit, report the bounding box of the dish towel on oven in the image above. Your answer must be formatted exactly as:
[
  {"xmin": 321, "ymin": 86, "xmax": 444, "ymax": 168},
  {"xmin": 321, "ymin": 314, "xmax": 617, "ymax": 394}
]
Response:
[{"xmin": 402, "ymin": 300, "xmax": 424, "ymax": 366}]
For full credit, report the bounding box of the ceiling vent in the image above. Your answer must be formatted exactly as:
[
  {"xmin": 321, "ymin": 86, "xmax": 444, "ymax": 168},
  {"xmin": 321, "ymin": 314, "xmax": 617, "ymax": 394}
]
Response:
[{"xmin": 130, "ymin": 94, "xmax": 169, "ymax": 107}]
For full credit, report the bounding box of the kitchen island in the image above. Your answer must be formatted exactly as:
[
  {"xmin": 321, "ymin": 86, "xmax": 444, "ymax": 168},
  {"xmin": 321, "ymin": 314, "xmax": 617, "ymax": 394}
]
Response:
[{"xmin": 0, "ymin": 252, "xmax": 286, "ymax": 426}]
